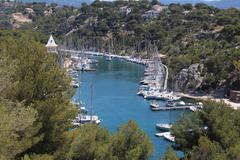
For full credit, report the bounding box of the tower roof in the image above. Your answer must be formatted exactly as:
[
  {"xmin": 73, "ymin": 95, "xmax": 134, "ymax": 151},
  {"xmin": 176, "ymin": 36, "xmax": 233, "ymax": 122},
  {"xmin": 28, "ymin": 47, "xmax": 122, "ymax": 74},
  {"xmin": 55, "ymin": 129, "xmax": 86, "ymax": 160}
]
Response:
[{"xmin": 46, "ymin": 35, "xmax": 58, "ymax": 47}]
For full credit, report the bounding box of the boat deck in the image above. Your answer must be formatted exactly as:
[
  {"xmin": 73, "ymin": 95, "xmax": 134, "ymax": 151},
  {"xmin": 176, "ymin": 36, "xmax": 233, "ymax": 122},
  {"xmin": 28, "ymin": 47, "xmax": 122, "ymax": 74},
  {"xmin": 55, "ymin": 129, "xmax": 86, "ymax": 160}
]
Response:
[{"xmin": 155, "ymin": 132, "xmax": 175, "ymax": 142}]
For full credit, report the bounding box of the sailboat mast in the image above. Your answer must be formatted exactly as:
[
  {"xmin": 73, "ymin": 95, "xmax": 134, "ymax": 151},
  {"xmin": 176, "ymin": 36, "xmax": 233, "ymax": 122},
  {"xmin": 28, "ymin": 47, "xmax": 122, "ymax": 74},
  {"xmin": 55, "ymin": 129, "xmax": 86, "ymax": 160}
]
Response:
[{"xmin": 90, "ymin": 84, "xmax": 93, "ymax": 122}]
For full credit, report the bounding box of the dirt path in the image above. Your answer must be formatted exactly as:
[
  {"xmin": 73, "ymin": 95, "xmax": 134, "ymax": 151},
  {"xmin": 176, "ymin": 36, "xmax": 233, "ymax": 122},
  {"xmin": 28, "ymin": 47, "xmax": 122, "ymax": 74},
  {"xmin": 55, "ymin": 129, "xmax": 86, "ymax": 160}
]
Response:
[{"xmin": 176, "ymin": 92, "xmax": 240, "ymax": 110}]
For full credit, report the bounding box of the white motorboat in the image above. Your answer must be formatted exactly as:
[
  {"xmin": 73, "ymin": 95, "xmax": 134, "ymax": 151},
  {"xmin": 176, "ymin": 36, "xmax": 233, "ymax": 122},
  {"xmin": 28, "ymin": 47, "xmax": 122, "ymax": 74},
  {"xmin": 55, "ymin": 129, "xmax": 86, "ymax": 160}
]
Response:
[
  {"xmin": 156, "ymin": 123, "xmax": 172, "ymax": 131},
  {"xmin": 150, "ymin": 100, "xmax": 160, "ymax": 110},
  {"xmin": 106, "ymin": 55, "xmax": 112, "ymax": 61},
  {"xmin": 73, "ymin": 114, "xmax": 101, "ymax": 126},
  {"xmin": 79, "ymin": 106, "xmax": 88, "ymax": 114},
  {"xmin": 166, "ymin": 101, "xmax": 203, "ymax": 109},
  {"xmin": 71, "ymin": 80, "xmax": 80, "ymax": 88},
  {"xmin": 155, "ymin": 131, "xmax": 175, "ymax": 142}
]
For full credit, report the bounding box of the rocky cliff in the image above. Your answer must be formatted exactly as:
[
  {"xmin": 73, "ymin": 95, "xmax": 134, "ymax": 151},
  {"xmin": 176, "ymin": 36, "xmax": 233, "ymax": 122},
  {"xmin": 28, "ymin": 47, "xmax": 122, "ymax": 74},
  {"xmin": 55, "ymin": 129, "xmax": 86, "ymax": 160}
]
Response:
[{"xmin": 175, "ymin": 63, "xmax": 204, "ymax": 92}]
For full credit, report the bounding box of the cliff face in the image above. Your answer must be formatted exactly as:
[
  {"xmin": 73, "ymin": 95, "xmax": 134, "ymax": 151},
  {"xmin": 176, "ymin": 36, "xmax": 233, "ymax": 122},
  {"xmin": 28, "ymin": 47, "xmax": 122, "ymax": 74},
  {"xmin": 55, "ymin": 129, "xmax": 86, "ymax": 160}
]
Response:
[{"xmin": 175, "ymin": 63, "xmax": 204, "ymax": 92}]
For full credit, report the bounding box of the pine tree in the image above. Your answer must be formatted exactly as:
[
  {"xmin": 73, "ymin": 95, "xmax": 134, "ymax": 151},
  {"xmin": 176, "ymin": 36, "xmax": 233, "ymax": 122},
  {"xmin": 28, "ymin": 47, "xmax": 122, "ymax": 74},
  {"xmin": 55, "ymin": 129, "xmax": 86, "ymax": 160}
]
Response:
[
  {"xmin": 69, "ymin": 124, "xmax": 114, "ymax": 160},
  {"xmin": 0, "ymin": 99, "xmax": 42, "ymax": 160},
  {"xmin": 111, "ymin": 120, "xmax": 153, "ymax": 160},
  {"xmin": 161, "ymin": 147, "xmax": 179, "ymax": 160},
  {"xmin": 0, "ymin": 35, "xmax": 77, "ymax": 158}
]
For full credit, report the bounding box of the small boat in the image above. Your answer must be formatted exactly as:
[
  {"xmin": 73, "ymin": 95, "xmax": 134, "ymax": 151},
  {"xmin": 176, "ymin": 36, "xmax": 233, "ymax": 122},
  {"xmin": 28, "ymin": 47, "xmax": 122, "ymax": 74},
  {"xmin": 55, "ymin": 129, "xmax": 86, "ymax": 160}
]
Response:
[
  {"xmin": 156, "ymin": 123, "xmax": 172, "ymax": 131},
  {"xmin": 106, "ymin": 55, "xmax": 112, "ymax": 61},
  {"xmin": 139, "ymin": 85, "xmax": 149, "ymax": 90},
  {"xmin": 166, "ymin": 101, "xmax": 186, "ymax": 107},
  {"xmin": 72, "ymin": 84, "xmax": 101, "ymax": 126},
  {"xmin": 81, "ymin": 68, "xmax": 96, "ymax": 71},
  {"xmin": 166, "ymin": 101, "xmax": 203, "ymax": 109},
  {"xmin": 137, "ymin": 90, "xmax": 144, "ymax": 96},
  {"xmin": 151, "ymin": 107, "xmax": 161, "ymax": 111},
  {"xmin": 71, "ymin": 81, "xmax": 80, "ymax": 88},
  {"xmin": 150, "ymin": 100, "xmax": 159, "ymax": 108},
  {"xmin": 144, "ymin": 93, "xmax": 156, "ymax": 99},
  {"xmin": 73, "ymin": 114, "xmax": 101, "ymax": 126},
  {"xmin": 189, "ymin": 106, "xmax": 198, "ymax": 112},
  {"xmin": 164, "ymin": 132, "xmax": 175, "ymax": 142},
  {"xmin": 155, "ymin": 92, "xmax": 181, "ymax": 101},
  {"xmin": 71, "ymin": 101, "xmax": 88, "ymax": 114},
  {"xmin": 79, "ymin": 106, "xmax": 88, "ymax": 114},
  {"xmin": 150, "ymin": 100, "xmax": 161, "ymax": 111},
  {"xmin": 139, "ymin": 80, "xmax": 148, "ymax": 85},
  {"xmin": 80, "ymin": 63, "xmax": 96, "ymax": 71},
  {"xmin": 168, "ymin": 95, "xmax": 181, "ymax": 101},
  {"xmin": 90, "ymin": 59, "xmax": 99, "ymax": 64}
]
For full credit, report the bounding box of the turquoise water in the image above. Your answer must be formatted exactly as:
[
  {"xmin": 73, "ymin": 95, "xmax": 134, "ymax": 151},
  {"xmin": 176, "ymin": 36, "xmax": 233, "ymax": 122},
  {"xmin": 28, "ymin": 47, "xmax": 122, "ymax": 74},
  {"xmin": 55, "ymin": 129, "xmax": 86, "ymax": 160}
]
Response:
[{"xmin": 72, "ymin": 58, "xmax": 185, "ymax": 159}]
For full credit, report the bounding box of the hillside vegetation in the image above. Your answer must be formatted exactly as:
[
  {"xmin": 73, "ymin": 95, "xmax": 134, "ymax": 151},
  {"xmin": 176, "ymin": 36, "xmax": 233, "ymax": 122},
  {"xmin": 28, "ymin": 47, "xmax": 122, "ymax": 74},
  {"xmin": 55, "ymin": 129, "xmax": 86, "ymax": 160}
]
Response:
[{"xmin": 1, "ymin": 1, "xmax": 240, "ymax": 94}]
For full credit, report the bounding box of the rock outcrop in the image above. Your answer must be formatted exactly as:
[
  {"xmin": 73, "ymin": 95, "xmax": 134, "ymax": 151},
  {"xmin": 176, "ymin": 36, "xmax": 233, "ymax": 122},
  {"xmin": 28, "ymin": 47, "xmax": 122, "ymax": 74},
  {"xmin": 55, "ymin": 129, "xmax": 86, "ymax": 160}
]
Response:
[{"xmin": 175, "ymin": 63, "xmax": 204, "ymax": 92}]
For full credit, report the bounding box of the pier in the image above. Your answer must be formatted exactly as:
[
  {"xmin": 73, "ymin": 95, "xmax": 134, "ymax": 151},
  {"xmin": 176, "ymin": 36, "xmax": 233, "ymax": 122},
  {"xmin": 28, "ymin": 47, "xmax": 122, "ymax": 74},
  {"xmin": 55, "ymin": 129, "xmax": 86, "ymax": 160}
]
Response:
[
  {"xmin": 60, "ymin": 49, "xmax": 149, "ymax": 65},
  {"xmin": 137, "ymin": 57, "xmax": 181, "ymax": 101},
  {"xmin": 153, "ymin": 106, "xmax": 194, "ymax": 111}
]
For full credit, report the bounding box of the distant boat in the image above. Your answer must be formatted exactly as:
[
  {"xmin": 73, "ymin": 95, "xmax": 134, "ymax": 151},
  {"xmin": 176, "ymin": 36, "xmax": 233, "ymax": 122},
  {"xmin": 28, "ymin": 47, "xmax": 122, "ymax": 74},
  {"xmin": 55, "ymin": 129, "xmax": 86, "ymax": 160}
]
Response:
[
  {"xmin": 71, "ymin": 101, "xmax": 88, "ymax": 114},
  {"xmin": 71, "ymin": 80, "xmax": 80, "ymax": 88},
  {"xmin": 166, "ymin": 101, "xmax": 186, "ymax": 107},
  {"xmin": 73, "ymin": 114, "xmax": 101, "ymax": 126},
  {"xmin": 156, "ymin": 123, "xmax": 172, "ymax": 131},
  {"xmin": 78, "ymin": 106, "xmax": 88, "ymax": 114},
  {"xmin": 150, "ymin": 100, "xmax": 160, "ymax": 111},
  {"xmin": 155, "ymin": 131, "xmax": 175, "ymax": 142},
  {"xmin": 73, "ymin": 84, "xmax": 101, "ymax": 125},
  {"xmin": 91, "ymin": 59, "xmax": 99, "ymax": 64},
  {"xmin": 166, "ymin": 101, "xmax": 203, "ymax": 108},
  {"xmin": 106, "ymin": 55, "xmax": 112, "ymax": 61},
  {"xmin": 154, "ymin": 92, "xmax": 181, "ymax": 101}
]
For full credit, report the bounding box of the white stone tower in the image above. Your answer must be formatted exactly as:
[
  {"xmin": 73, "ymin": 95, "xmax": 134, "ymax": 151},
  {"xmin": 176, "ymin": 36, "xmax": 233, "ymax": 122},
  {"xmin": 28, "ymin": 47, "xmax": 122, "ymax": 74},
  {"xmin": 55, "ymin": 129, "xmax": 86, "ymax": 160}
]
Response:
[{"xmin": 46, "ymin": 35, "xmax": 58, "ymax": 53}]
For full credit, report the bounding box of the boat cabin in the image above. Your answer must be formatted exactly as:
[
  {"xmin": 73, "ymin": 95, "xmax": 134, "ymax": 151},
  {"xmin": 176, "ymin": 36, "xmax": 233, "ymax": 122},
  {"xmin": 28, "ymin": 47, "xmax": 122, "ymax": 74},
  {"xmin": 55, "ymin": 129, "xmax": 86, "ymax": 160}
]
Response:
[{"xmin": 230, "ymin": 90, "xmax": 240, "ymax": 103}]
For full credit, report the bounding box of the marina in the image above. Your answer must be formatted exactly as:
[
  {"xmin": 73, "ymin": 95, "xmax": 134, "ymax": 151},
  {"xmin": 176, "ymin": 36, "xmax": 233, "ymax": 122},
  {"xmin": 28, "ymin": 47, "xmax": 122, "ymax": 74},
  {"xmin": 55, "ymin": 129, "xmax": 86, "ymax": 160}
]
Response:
[
  {"xmin": 2, "ymin": 1, "xmax": 240, "ymax": 160},
  {"xmin": 62, "ymin": 48, "xmax": 203, "ymax": 158},
  {"xmin": 61, "ymin": 42, "xmax": 201, "ymax": 159},
  {"xmin": 70, "ymin": 56, "xmax": 185, "ymax": 159},
  {"xmin": 137, "ymin": 59, "xmax": 181, "ymax": 101}
]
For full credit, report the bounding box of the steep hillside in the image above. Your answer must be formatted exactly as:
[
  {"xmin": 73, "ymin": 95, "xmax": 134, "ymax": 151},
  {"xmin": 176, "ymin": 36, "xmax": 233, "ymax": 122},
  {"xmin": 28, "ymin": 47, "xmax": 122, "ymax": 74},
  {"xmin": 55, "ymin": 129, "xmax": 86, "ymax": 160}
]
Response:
[{"xmin": 1, "ymin": 1, "xmax": 240, "ymax": 95}]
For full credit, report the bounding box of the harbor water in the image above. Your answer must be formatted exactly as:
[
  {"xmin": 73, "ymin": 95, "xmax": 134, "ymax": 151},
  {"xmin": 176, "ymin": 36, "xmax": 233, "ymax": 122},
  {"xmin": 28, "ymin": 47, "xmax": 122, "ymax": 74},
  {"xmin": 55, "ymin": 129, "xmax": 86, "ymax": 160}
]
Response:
[{"xmin": 72, "ymin": 58, "xmax": 185, "ymax": 159}]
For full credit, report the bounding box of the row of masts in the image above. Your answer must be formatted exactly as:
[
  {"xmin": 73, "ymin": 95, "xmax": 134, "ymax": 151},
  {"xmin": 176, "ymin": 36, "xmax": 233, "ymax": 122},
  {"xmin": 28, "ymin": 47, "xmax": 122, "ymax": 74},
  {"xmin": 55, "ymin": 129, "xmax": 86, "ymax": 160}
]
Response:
[
  {"xmin": 70, "ymin": 71, "xmax": 101, "ymax": 126},
  {"xmin": 136, "ymin": 48, "xmax": 181, "ymax": 101},
  {"xmin": 59, "ymin": 35, "xmax": 161, "ymax": 57},
  {"xmin": 45, "ymin": 34, "xmax": 101, "ymax": 126}
]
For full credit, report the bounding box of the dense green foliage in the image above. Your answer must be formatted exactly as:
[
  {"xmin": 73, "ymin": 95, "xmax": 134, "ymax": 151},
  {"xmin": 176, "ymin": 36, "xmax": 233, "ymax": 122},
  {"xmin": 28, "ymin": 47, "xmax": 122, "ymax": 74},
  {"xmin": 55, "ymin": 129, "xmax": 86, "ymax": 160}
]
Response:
[
  {"xmin": 111, "ymin": 120, "xmax": 153, "ymax": 160},
  {"xmin": 0, "ymin": 32, "xmax": 76, "ymax": 159},
  {"xmin": 172, "ymin": 100, "xmax": 240, "ymax": 159},
  {"xmin": 161, "ymin": 147, "xmax": 179, "ymax": 160},
  {"xmin": 0, "ymin": 32, "xmax": 153, "ymax": 159},
  {"xmin": 69, "ymin": 121, "xmax": 153, "ymax": 160}
]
